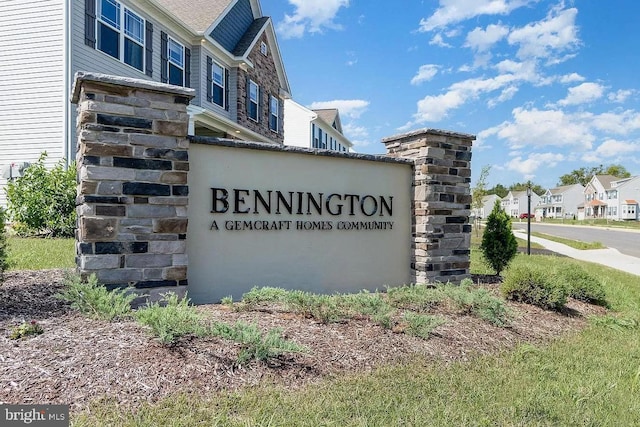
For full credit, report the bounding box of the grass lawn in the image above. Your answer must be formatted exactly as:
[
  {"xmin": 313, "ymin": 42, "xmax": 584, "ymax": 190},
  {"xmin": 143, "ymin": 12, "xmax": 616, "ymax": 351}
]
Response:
[
  {"xmin": 69, "ymin": 235, "xmax": 640, "ymax": 426},
  {"xmin": 6, "ymin": 235, "xmax": 639, "ymax": 425},
  {"xmin": 7, "ymin": 237, "xmax": 75, "ymax": 270},
  {"xmin": 529, "ymin": 232, "xmax": 605, "ymax": 250}
]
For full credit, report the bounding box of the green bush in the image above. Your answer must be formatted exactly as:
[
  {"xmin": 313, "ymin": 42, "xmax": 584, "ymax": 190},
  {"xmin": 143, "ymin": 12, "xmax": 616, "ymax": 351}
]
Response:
[
  {"xmin": 402, "ymin": 311, "xmax": 446, "ymax": 339},
  {"xmin": 6, "ymin": 152, "xmax": 76, "ymax": 237},
  {"xmin": 440, "ymin": 279, "xmax": 512, "ymax": 326},
  {"xmin": 135, "ymin": 292, "xmax": 206, "ymax": 345},
  {"xmin": 57, "ymin": 273, "xmax": 135, "ymax": 321},
  {"xmin": 558, "ymin": 264, "xmax": 607, "ymax": 306},
  {"xmin": 0, "ymin": 208, "xmax": 9, "ymax": 281},
  {"xmin": 480, "ymin": 200, "xmax": 518, "ymax": 275},
  {"xmin": 501, "ymin": 263, "xmax": 568, "ymax": 310},
  {"xmin": 386, "ymin": 283, "xmax": 442, "ymax": 312},
  {"xmin": 210, "ymin": 321, "xmax": 308, "ymax": 364}
]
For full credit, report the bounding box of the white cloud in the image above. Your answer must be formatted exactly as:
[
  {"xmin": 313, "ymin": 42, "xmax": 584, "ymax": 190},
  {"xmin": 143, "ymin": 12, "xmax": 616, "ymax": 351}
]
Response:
[
  {"xmin": 608, "ymin": 89, "xmax": 634, "ymax": 103},
  {"xmin": 507, "ymin": 5, "xmax": 580, "ymax": 61},
  {"xmin": 465, "ymin": 24, "xmax": 510, "ymax": 52},
  {"xmin": 308, "ymin": 99, "xmax": 369, "ymax": 119},
  {"xmin": 429, "ymin": 33, "xmax": 452, "ymax": 47},
  {"xmin": 419, "ymin": 0, "xmax": 535, "ymax": 32},
  {"xmin": 487, "ymin": 86, "xmax": 519, "ymax": 108},
  {"xmin": 557, "ymin": 82, "xmax": 605, "ymax": 106},
  {"xmin": 582, "ymin": 139, "xmax": 640, "ymax": 162},
  {"xmin": 277, "ymin": 0, "xmax": 349, "ymax": 39},
  {"xmin": 559, "ymin": 72, "xmax": 585, "ymax": 84},
  {"xmin": 411, "ymin": 64, "xmax": 440, "ymax": 85},
  {"xmin": 506, "ymin": 152, "xmax": 564, "ymax": 177},
  {"xmin": 342, "ymin": 122, "xmax": 371, "ymax": 148},
  {"xmin": 481, "ymin": 107, "xmax": 595, "ymax": 150}
]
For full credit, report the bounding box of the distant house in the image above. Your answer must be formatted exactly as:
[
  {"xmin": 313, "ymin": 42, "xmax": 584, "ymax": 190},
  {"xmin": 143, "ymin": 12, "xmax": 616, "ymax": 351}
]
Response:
[
  {"xmin": 501, "ymin": 190, "xmax": 541, "ymax": 218},
  {"xmin": 0, "ymin": 0, "xmax": 291, "ymax": 204},
  {"xmin": 283, "ymin": 99, "xmax": 353, "ymax": 152},
  {"xmin": 535, "ymin": 184, "xmax": 584, "ymax": 219},
  {"xmin": 578, "ymin": 175, "xmax": 640, "ymax": 221},
  {"xmin": 472, "ymin": 194, "xmax": 501, "ymax": 219}
]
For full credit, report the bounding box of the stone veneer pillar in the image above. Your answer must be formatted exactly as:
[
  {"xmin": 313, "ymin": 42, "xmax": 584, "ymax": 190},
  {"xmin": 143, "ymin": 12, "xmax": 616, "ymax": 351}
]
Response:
[
  {"xmin": 71, "ymin": 72, "xmax": 195, "ymax": 298},
  {"xmin": 382, "ymin": 129, "xmax": 475, "ymax": 284}
]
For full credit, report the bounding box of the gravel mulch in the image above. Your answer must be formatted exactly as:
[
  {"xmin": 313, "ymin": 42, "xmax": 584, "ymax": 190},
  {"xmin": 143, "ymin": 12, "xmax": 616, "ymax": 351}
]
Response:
[{"xmin": 0, "ymin": 269, "xmax": 606, "ymax": 413}]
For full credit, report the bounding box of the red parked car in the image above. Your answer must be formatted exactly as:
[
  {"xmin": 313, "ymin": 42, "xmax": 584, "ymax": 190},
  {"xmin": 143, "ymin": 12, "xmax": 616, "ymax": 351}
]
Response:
[{"xmin": 519, "ymin": 213, "xmax": 534, "ymax": 219}]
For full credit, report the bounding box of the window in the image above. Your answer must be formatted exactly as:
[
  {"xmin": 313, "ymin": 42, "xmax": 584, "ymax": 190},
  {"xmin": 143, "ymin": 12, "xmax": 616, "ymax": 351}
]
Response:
[
  {"xmin": 97, "ymin": 0, "xmax": 145, "ymax": 72},
  {"xmin": 248, "ymin": 80, "xmax": 259, "ymax": 121},
  {"xmin": 167, "ymin": 37, "xmax": 184, "ymax": 86},
  {"xmin": 269, "ymin": 96, "xmax": 279, "ymax": 132},
  {"xmin": 260, "ymin": 41, "xmax": 268, "ymax": 56},
  {"xmin": 211, "ymin": 62, "xmax": 225, "ymax": 107}
]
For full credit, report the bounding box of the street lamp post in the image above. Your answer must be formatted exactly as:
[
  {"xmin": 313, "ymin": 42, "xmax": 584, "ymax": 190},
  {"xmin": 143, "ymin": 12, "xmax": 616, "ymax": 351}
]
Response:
[{"xmin": 527, "ymin": 183, "xmax": 532, "ymax": 256}]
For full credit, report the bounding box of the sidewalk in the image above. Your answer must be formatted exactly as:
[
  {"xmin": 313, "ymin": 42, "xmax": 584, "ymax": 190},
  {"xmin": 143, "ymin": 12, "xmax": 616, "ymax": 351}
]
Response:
[{"xmin": 512, "ymin": 230, "xmax": 640, "ymax": 277}]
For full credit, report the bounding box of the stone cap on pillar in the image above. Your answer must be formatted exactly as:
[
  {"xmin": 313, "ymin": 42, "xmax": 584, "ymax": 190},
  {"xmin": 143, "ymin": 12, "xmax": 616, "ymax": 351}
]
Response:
[
  {"xmin": 71, "ymin": 71, "xmax": 196, "ymax": 104},
  {"xmin": 381, "ymin": 128, "xmax": 476, "ymax": 145}
]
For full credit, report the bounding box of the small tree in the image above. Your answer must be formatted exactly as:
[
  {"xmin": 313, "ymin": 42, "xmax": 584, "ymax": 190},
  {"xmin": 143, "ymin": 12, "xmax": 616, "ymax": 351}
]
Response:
[
  {"xmin": 5, "ymin": 152, "xmax": 76, "ymax": 237},
  {"xmin": 0, "ymin": 208, "xmax": 9, "ymax": 282},
  {"xmin": 471, "ymin": 165, "xmax": 491, "ymax": 236},
  {"xmin": 480, "ymin": 200, "xmax": 517, "ymax": 276}
]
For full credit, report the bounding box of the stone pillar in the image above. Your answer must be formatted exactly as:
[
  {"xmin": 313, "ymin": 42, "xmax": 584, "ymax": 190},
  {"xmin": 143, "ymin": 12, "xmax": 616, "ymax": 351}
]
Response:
[
  {"xmin": 382, "ymin": 129, "xmax": 475, "ymax": 284},
  {"xmin": 71, "ymin": 72, "xmax": 195, "ymax": 298}
]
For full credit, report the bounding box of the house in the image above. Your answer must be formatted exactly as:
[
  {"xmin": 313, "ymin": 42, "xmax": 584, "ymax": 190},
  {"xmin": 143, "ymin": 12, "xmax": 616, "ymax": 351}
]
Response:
[
  {"xmin": 472, "ymin": 194, "xmax": 501, "ymax": 219},
  {"xmin": 501, "ymin": 190, "xmax": 541, "ymax": 218},
  {"xmin": 579, "ymin": 175, "xmax": 640, "ymax": 221},
  {"xmin": 283, "ymin": 99, "xmax": 353, "ymax": 152},
  {"xmin": 0, "ymin": 0, "xmax": 291, "ymax": 204},
  {"xmin": 535, "ymin": 184, "xmax": 584, "ymax": 219}
]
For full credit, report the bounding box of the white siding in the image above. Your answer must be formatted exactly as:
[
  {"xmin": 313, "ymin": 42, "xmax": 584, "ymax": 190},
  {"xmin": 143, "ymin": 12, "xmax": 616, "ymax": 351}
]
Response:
[
  {"xmin": 283, "ymin": 99, "xmax": 313, "ymax": 148},
  {"xmin": 0, "ymin": 0, "xmax": 66, "ymax": 205}
]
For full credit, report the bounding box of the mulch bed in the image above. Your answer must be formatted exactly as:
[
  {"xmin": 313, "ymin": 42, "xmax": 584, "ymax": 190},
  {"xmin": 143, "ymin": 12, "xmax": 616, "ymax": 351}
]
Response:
[{"xmin": 0, "ymin": 269, "xmax": 606, "ymax": 413}]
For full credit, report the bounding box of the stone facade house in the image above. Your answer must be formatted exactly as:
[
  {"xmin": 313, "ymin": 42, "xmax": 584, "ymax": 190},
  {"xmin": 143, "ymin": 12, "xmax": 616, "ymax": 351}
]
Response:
[
  {"xmin": 0, "ymin": 0, "xmax": 291, "ymax": 204},
  {"xmin": 283, "ymin": 99, "xmax": 354, "ymax": 152}
]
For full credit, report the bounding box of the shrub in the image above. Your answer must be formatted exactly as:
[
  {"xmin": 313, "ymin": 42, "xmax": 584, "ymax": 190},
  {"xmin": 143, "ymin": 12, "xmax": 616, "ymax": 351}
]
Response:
[
  {"xmin": 440, "ymin": 280, "xmax": 511, "ymax": 326},
  {"xmin": 286, "ymin": 291, "xmax": 343, "ymax": 323},
  {"xmin": 501, "ymin": 263, "xmax": 568, "ymax": 310},
  {"xmin": 386, "ymin": 283, "xmax": 442, "ymax": 312},
  {"xmin": 401, "ymin": 312, "xmax": 446, "ymax": 339},
  {"xmin": 210, "ymin": 321, "xmax": 308, "ymax": 364},
  {"xmin": 558, "ymin": 264, "xmax": 607, "ymax": 306},
  {"xmin": 480, "ymin": 200, "xmax": 518, "ymax": 275},
  {"xmin": 57, "ymin": 273, "xmax": 135, "ymax": 321},
  {"xmin": 6, "ymin": 152, "xmax": 76, "ymax": 237},
  {"xmin": 0, "ymin": 208, "xmax": 9, "ymax": 281},
  {"xmin": 135, "ymin": 292, "xmax": 206, "ymax": 345}
]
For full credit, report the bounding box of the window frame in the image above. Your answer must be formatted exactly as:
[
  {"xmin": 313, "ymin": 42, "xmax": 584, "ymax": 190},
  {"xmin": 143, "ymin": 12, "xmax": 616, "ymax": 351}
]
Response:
[
  {"xmin": 167, "ymin": 36, "xmax": 185, "ymax": 86},
  {"xmin": 269, "ymin": 95, "xmax": 279, "ymax": 132},
  {"xmin": 248, "ymin": 79, "xmax": 259, "ymax": 122},
  {"xmin": 211, "ymin": 61, "xmax": 225, "ymax": 107},
  {"xmin": 96, "ymin": 0, "xmax": 146, "ymax": 72}
]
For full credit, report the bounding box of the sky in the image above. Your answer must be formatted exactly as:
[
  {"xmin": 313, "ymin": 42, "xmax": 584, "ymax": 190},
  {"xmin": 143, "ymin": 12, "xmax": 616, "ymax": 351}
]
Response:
[{"xmin": 259, "ymin": 0, "xmax": 640, "ymax": 189}]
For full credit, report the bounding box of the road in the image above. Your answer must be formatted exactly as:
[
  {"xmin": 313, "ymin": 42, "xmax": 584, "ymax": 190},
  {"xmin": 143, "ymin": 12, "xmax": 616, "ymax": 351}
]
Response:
[{"xmin": 512, "ymin": 222, "xmax": 640, "ymax": 258}]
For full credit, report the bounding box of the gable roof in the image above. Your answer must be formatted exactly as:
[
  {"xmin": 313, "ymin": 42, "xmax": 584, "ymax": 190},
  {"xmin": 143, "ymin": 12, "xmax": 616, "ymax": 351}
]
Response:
[
  {"xmin": 314, "ymin": 109, "xmax": 343, "ymax": 134},
  {"xmin": 549, "ymin": 183, "xmax": 583, "ymax": 195},
  {"xmin": 232, "ymin": 17, "xmax": 269, "ymax": 56},
  {"xmin": 153, "ymin": 0, "xmax": 233, "ymax": 33},
  {"xmin": 593, "ymin": 174, "xmax": 618, "ymax": 189}
]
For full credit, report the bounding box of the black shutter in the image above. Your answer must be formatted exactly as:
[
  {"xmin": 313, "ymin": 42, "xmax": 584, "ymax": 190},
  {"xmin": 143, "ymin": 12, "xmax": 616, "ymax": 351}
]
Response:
[
  {"xmin": 258, "ymin": 86, "xmax": 264, "ymax": 123},
  {"xmin": 246, "ymin": 76, "xmax": 250, "ymax": 115},
  {"xmin": 206, "ymin": 56, "xmax": 213, "ymax": 102},
  {"xmin": 184, "ymin": 47, "xmax": 191, "ymax": 87},
  {"xmin": 145, "ymin": 22, "xmax": 153, "ymax": 77},
  {"xmin": 160, "ymin": 31, "xmax": 168, "ymax": 83},
  {"xmin": 84, "ymin": 0, "xmax": 96, "ymax": 48},
  {"xmin": 278, "ymin": 97, "xmax": 284, "ymax": 134},
  {"xmin": 224, "ymin": 68, "xmax": 229, "ymax": 111}
]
